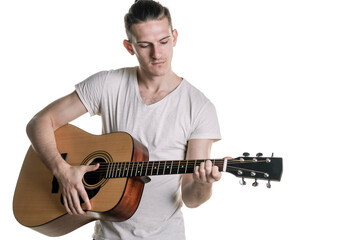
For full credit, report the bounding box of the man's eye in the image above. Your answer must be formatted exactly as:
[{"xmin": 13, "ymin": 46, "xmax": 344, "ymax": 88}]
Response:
[
  {"xmin": 139, "ymin": 45, "xmax": 149, "ymax": 48},
  {"xmin": 160, "ymin": 41, "xmax": 169, "ymax": 45}
]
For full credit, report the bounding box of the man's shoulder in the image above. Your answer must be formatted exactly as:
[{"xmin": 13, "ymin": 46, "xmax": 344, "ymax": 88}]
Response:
[
  {"xmin": 98, "ymin": 66, "xmax": 137, "ymax": 86},
  {"xmin": 181, "ymin": 80, "xmax": 210, "ymax": 104},
  {"xmin": 107, "ymin": 66, "xmax": 137, "ymax": 76}
]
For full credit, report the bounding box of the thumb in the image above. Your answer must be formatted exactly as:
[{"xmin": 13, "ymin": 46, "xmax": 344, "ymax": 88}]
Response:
[{"xmin": 85, "ymin": 163, "xmax": 100, "ymax": 172}]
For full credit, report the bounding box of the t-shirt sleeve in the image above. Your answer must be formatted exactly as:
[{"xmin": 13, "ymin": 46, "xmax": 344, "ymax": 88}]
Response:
[
  {"xmin": 75, "ymin": 71, "xmax": 108, "ymax": 116},
  {"xmin": 189, "ymin": 101, "xmax": 221, "ymax": 141}
]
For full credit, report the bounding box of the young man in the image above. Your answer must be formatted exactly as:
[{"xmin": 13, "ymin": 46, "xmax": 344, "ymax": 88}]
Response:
[{"xmin": 26, "ymin": 1, "xmax": 222, "ymax": 239}]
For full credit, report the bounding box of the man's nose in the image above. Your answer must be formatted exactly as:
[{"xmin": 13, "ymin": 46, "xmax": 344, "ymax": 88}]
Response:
[{"xmin": 151, "ymin": 45, "xmax": 161, "ymax": 59}]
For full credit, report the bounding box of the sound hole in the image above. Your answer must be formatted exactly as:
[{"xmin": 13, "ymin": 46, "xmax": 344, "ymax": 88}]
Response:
[{"xmin": 83, "ymin": 157, "xmax": 106, "ymax": 186}]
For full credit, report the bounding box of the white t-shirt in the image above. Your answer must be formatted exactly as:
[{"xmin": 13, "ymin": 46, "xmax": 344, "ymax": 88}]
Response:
[{"xmin": 75, "ymin": 67, "xmax": 221, "ymax": 240}]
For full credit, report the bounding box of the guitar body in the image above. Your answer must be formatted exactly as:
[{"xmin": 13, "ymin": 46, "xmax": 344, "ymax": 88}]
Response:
[{"xmin": 13, "ymin": 124, "xmax": 149, "ymax": 236}]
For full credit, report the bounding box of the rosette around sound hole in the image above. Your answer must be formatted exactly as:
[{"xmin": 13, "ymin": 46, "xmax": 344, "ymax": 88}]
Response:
[{"xmin": 82, "ymin": 150, "xmax": 113, "ymax": 198}]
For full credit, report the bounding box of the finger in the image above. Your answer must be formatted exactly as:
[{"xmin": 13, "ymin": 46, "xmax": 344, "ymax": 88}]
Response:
[
  {"xmin": 198, "ymin": 162, "xmax": 207, "ymax": 182},
  {"xmin": 211, "ymin": 166, "xmax": 222, "ymax": 181},
  {"xmin": 78, "ymin": 186, "xmax": 92, "ymax": 212},
  {"xmin": 205, "ymin": 160, "xmax": 212, "ymax": 174},
  {"xmin": 204, "ymin": 160, "xmax": 213, "ymax": 183},
  {"xmin": 71, "ymin": 188, "xmax": 86, "ymax": 215},
  {"xmin": 193, "ymin": 165, "xmax": 200, "ymax": 181},
  {"xmin": 66, "ymin": 192, "xmax": 76, "ymax": 215},
  {"xmin": 62, "ymin": 194, "xmax": 72, "ymax": 215}
]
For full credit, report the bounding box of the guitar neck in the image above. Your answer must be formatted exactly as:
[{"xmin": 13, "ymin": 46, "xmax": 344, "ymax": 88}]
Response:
[{"xmin": 101, "ymin": 159, "xmax": 225, "ymax": 179}]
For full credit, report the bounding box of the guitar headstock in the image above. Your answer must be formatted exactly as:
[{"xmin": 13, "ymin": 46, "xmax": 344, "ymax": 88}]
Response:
[{"xmin": 225, "ymin": 152, "xmax": 283, "ymax": 188}]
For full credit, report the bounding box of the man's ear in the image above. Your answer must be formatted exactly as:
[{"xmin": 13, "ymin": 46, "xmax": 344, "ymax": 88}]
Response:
[
  {"xmin": 123, "ymin": 40, "xmax": 135, "ymax": 55},
  {"xmin": 172, "ymin": 29, "xmax": 178, "ymax": 47}
]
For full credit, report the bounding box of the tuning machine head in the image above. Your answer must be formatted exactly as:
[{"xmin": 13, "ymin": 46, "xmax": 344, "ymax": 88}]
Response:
[
  {"xmin": 242, "ymin": 152, "xmax": 250, "ymax": 157},
  {"xmin": 239, "ymin": 177, "xmax": 246, "ymax": 185},
  {"xmin": 252, "ymin": 179, "xmax": 258, "ymax": 187}
]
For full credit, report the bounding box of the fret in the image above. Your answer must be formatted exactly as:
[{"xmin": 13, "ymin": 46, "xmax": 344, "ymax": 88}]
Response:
[
  {"xmin": 145, "ymin": 161, "xmax": 149, "ymax": 176},
  {"xmin": 134, "ymin": 162, "xmax": 138, "ymax": 176},
  {"xmin": 114, "ymin": 162, "xmax": 119, "ymax": 178},
  {"xmin": 109, "ymin": 163, "xmax": 114, "ymax": 178},
  {"xmin": 130, "ymin": 162, "xmax": 134, "ymax": 177},
  {"xmin": 164, "ymin": 161, "xmax": 171, "ymax": 175},
  {"xmin": 176, "ymin": 160, "xmax": 180, "ymax": 174},
  {"xmin": 136, "ymin": 163, "xmax": 140, "ymax": 176},
  {"xmin": 129, "ymin": 162, "xmax": 133, "ymax": 177},
  {"xmin": 128, "ymin": 162, "xmax": 132, "ymax": 177},
  {"xmin": 112, "ymin": 163, "xmax": 116, "ymax": 178},
  {"xmin": 151, "ymin": 162, "xmax": 157, "ymax": 175},
  {"xmin": 112, "ymin": 163, "xmax": 117, "ymax": 178},
  {"xmin": 140, "ymin": 162, "xmax": 144, "ymax": 176},
  {"xmin": 144, "ymin": 162, "xmax": 150, "ymax": 176},
  {"xmin": 122, "ymin": 162, "xmax": 126, "ymax": 177},
  {"xmin": 151, "ymin": 161, "xmax": 155, "ymax": 175},
  {"xmin": 106, "ymin": 163, "xmax": 110, "ymax": 178},
  {"xmin": 135, "ymin": 162, "xmax": 141, "ymax": 176},
  {"xmin": 117, "ymin": 162, "xmax": 122, "ymax": 178},
  {"xmin": 170, "ymin": 161, "xmax": 174, "ymax": 175},
  {"xmin": 185, "ymin": 160, "xmax": 188, "ymax": 173},
  {"xmin": 123, "ymin": 162, "xmax": 128, "ymax": 177},
  {"xmin": 108, "ymin": 163, "xmax": 112, "ymax": 178},
  {"xmin": 118, "ymin": 162, "xmax": 123, "ymax": 177},
  {"xmin": 163, "ymin": 161, "xmax": 167, "ymax": 175},
  {"xmin": 157, "ymin": 161, "xmax": 160, "ymax": 175},
  {"xmin": 113, "ymin": 162, "xmax": 117, "ymax": 178},
  {"xmin": 170, "ymin": 161, "xmax": 175, "ymax": 174},
  {"xmin": 178, "ymin": 161, "xmax": 186, "ymax": 174},
  {"xmin": 107, "ymin": 163, "xmax": 112, "ymax": 178},
  {"xmin": 218, "ymin": 159, "xmax": 224, "ymax": 172},
  {"xmin": 125, "ymin": 162, "xmax": 129, "ymax": 177},
  {"xmin": 121, "ymin": 162, "xmax": 124, "ymax": 177}
]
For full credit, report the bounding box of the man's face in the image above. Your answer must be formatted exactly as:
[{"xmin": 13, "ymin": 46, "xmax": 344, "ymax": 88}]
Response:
[{"xmin": 125, "ymin": 17, "xmax": 178, "ymax": 77}]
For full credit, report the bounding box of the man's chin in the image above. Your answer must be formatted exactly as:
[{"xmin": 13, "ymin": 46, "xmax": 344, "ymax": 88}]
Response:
[{"xmin": 148, "ymin": 66, "xmax": 170, "ymax": 77}]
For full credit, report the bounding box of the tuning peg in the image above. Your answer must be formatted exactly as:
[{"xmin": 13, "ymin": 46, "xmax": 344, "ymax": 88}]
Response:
[
  {"xmin": 256, "ymin": 152, "xmax": 263, "ymax": 157},
  {"xmin": 243, "ymin": 152, "xmax": 250, "ymax": 157},
  {"xmin": 266, "ymin": 180, "xmax": 271, "ymax": 189},
  {"xmin": 252, "ymin": 179, "xmax": 258, "ymax": 187},
  {"xmin": 239, "ymin": 177, "xmax": 246, "ymax": 185}
]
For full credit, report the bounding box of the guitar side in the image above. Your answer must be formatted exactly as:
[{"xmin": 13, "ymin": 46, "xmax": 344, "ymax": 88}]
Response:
[{"xmin": 13, "ymin": 124, "xmax": 148, "ymax": 236}]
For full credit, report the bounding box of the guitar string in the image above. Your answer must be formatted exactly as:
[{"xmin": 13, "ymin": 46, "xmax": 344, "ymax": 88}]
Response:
[
  {"xmin": 89, "ymin": 159, "xmax": 269, "ymax": 168},
  {"xmin": 86, "ymin": 159, "xmax": 269, "ymax": 172},
  {"xmin": 82, "ymin": 167, "xmax": 267, "ymax": 181},
  {"xmin": 82, "ymin": 160, "xmax": 269, "ymax": 179}
]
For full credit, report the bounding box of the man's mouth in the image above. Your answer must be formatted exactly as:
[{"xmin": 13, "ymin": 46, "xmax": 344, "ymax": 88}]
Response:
[{"xmin": 152, "ymin": 61, "xmax": 165, "ymax": 65}]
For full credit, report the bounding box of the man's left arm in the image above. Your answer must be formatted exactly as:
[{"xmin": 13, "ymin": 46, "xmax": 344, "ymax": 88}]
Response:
[{"xmin": 181, "ymin": 139, "xmax": 221, "ymax": 208}]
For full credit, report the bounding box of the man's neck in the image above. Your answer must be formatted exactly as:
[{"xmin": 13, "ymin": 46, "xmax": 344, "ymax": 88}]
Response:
[{"xmin": 136, "ymin": 67, "xmax": 182, "ymax": 105}]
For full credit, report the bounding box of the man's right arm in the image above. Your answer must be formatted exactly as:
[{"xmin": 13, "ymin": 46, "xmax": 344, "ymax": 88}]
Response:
[{"xmin": 26, "ymin": 91, "xmax": 98, "ymax": 215}]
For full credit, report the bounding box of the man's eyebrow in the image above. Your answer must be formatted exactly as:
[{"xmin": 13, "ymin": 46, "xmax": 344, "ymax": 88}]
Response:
[
  {"xmin": 136, "ymin": 35, "xmax": 171, "ymax": 44},
  {"xmin": 159, "ymin": 35, "xmax": 171, "ymax": 41}
]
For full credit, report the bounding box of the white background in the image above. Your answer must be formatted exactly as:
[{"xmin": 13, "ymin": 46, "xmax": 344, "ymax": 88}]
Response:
[{"xmin": 1, "ymin": 0, "xmax": 359, "ymax": 239}]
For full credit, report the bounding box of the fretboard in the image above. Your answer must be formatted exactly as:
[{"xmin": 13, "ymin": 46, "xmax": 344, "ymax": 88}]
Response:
[{"xmin": 102, "ymin": 159, "xmax": 225, "ymax": 179}]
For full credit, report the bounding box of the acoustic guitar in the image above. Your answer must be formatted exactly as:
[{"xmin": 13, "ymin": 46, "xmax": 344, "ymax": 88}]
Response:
[{"xmin": 13, "ymin": 124, "xmax": 283, "ymax": 237}]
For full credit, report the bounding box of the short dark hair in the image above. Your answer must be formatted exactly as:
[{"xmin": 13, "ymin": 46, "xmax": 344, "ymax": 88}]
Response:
[{"xmin": 124, "ymin": 0, "xmax": 173, "ymax": 42}]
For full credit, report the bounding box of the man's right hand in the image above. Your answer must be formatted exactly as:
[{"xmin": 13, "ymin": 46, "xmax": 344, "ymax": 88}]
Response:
[{"xmin": 54, "ymin": 162, "xmax": 99, "ymax": 215}]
